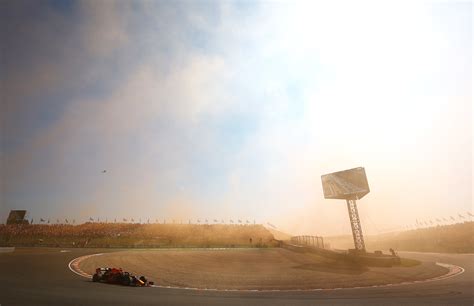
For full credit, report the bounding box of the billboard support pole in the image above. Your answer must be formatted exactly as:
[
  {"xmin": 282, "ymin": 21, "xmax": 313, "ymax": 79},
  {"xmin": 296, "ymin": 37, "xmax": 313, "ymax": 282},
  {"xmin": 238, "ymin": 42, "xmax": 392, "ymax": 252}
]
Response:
[{"xmin": 346, "ymin": 199, "xmax": 366, "ymax": 252}]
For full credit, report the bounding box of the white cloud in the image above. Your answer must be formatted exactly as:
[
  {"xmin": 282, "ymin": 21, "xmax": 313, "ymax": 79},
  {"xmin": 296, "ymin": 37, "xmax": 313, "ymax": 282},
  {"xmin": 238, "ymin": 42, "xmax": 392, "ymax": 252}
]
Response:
[{"xmin": 2, "ymin": 1, "xmax": 471, "ymax": 234}]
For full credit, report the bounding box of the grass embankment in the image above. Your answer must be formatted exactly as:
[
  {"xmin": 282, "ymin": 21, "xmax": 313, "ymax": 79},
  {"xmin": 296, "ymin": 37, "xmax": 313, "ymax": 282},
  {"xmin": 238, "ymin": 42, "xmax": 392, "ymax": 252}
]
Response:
[
  {"xmin": 0, "ymin": 223, "xmax": 276, "ymax": 248},
  {"xmin": 399, "ymin": 258, "xmax": 421, "ymax": 267},
  {"xmin": 325, "ymin": 222, "xmax": 474, "ymax": 253},
  {"xmin": 267, "ymin": 228, "xmax": 292, "ymax": 241}
]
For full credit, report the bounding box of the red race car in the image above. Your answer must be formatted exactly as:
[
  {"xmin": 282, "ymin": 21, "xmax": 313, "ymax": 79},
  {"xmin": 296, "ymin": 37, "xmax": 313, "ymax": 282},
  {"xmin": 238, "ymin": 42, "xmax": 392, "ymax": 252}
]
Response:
[{"xmin": 92, "ymin": 267, "xmax": 154, "ymax": 286}]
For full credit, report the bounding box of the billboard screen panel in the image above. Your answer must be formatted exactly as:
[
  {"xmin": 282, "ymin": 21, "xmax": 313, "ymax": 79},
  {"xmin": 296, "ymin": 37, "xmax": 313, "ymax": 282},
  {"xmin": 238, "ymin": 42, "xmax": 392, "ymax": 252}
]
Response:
[
  {"xmin": 321, "ymin": 167, "xmax": 370, "ymax": 200},
  {"xmin": 6, "ymin": 210, "xmax": 28, "ymax": 225}
]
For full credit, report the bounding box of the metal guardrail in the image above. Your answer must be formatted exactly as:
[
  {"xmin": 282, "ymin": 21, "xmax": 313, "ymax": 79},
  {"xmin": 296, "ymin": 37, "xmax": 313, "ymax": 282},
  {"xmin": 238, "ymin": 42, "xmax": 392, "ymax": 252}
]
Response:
[{"xmin": 290, "ymin": 235, "xmax": 324, "ymax": 249}]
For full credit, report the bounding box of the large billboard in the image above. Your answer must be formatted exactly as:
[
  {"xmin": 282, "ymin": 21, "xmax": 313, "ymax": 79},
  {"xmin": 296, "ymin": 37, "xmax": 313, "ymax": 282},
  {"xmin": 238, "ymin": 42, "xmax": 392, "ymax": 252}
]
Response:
[
  {"xmin": 321, "ymin": 167, "xmax": 370, "ymax": 200},
  {"xmin": 6, "ymin": 210, "xmax": 28, "ymax": 225}
]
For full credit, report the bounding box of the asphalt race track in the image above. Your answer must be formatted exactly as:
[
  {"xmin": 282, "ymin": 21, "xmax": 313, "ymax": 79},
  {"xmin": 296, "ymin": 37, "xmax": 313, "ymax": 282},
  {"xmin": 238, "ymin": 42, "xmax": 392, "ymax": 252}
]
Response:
[{"xmin": 0, "ymin": 248, "xmax": 472, "ymax": 306}]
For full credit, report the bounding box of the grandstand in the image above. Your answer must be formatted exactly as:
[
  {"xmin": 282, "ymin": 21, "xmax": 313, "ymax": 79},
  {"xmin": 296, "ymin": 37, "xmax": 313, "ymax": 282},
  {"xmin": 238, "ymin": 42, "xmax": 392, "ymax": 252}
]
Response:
[{"xmin": 0, "ymin": 223, "xmax": 276, "ymax": 248}]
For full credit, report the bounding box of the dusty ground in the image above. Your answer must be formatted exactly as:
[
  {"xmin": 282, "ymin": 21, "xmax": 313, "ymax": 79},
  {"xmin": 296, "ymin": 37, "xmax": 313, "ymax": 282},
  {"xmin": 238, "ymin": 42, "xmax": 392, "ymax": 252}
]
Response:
[{"xmin": 79, "ymin": 248, "xmax": 448, "ymax": 290}]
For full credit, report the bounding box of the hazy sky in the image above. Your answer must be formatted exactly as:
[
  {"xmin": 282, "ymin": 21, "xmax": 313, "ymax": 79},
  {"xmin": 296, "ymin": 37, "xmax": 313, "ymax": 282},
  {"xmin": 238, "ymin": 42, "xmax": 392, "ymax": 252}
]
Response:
[{"xmin": 1, "ymin": 1, "xmax": 472, "ymax": 235}]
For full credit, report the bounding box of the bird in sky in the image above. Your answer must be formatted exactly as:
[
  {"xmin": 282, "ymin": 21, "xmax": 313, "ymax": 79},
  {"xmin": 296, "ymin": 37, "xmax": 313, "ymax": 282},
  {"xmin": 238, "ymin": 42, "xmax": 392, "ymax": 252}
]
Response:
[{"xmin": 102, "ymin": 170, "xmax": 107, "ymax": 173}]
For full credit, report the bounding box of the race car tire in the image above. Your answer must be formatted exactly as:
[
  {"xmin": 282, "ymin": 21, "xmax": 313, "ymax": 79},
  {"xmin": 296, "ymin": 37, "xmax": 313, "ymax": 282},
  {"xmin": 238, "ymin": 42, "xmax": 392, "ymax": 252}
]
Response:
[
  {"xmin": 130, "ymin": 276, "xmax": 139, "ymax": 287},
  {"xmin": 92, "ymin": 274, "xmax": 99, "ymax": 282},
  {"xmin": 121, "ymin": 275, "xmax": 131, "ymax": 286}
]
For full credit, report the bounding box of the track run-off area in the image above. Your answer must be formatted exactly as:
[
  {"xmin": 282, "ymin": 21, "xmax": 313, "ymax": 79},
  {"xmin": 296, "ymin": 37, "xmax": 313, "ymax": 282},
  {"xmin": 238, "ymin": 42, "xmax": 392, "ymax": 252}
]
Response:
[
  {"xmin": 0, "ymin": 247, "xmax": 473, "ymax": 305},
  {"xmin": 68, "ymin": 248, "xmax": 463, "ymax": 291}
]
